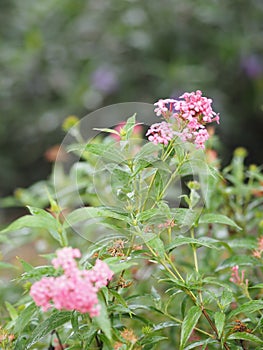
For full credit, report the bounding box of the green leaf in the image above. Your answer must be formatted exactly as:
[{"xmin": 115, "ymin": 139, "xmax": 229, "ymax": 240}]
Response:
[
  {"xmin": 228, "ymin": 300, "xmax": 263, "ymax": 319},
  {"xmin": 20, "ymin": 265, "xmax": 56, "ymax": 280},
  {"xmin": 108, "ymin": 289, "xmax": 130, "ymax": 310},
  {"xmin": 228, "ymin": 237, "xmax": 257, "ymax": 250},
  {"xmin": 0, "ymin": 215, "xmax": 57, "ymax": 234},
  {"xmin": 171, "ymin": 208, "xmax": 201, "ymax": 229},
  {"xmin": 93, "ymin": 127, "xmax": 120, "ymax": 136},
  {"xmin": 148, "ymin": 236, "xmax": 166, "ymax": 260},
  {"xmin": 136, "ymin": 208, "xmax": 165, "ymax": 222},
  {"xmin": 199, "ymin": 213, "xmax": 241, "ymax": 230},
  {"xmin": 166, "ymin": 236, "xmax": 222, "ymax": 252},
  {"xmin": 180, "ymin": 305, "xmax": 202, "ymax": 349},
  {"xmin": 26, "ymin": 206, "xmax": 53, "ymax": 218},
  {"xmin": 0, "ymin": 261, "xmax": 17, "ymax": 269},
  {"xmin": 250, "ymin": 283, "xmax": 263, "ymax": 289},
  {"xmin": 152, "ymin": 321, "xmax": 179, "ymax": 331},
  {"xmin": 227, "ymin": 332, "xmax": 263, "ymax": 344},
  {"xmin": 184, "ymin": 338, "xmax": 216, "ymax": 350},
  {"xmin": 94, "ymin": 294, "xmax": 112, "ymax": 341},
  {"xmin": 216, "ymin": 255, "xmax": 261, "ymax": 272},
  {"xmin": 5, "ymin": 301, "xmax": 18, "ymax": 321},
  {"xmin": 142, "ymin": 335, "xmax": 168, "ymax": 347},
  {"xmin": 17, "ymin": 258, "xmax": 34, "ymax": 272},
  {"xmin": 214, "ymin": 311, "xmax": 225, "ymax": 338},
  {"xmin": 85, "ymin": 143, "xmax": 125, "ymax": 163},
  {"xmin": 202, "ymin": 277, "xmax": 233, "ymax": 292},
  {"xmin": 220, "ymin": 290, "xmax": 233, "ymax": 310},
  {"xmin": 0, "ymin": 207, "xmax": 65, "ymax": 245},
  {"xmin": 25, "ymin": 311, "xmax": 71, "ymax": 348},
  {"xmin": 14, "ymin": 302, "xmax": 37, "ymax": 333},
  {"xmin": 121, "ymin": 113, "xmax": 137, "ymax": 139},
  {"xmin": 70, "ymin": 311, "xmax": 79, "ymax": 333},
  {"xmin": 63, "ymin": 207, "xmax": 130, "ymax": 230},
  {"xmin": 134, "ymin": 142, "xmax": 161, "ymax": 162}
]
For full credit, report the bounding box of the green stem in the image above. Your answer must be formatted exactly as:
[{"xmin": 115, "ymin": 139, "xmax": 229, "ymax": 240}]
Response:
[
  {"xmin": 190, "ymin": 228, "xmax": 203, "ymax": 306},
  {"xmin": 154, "ymin": 154, "xmax": 188, "ymax": 206}
]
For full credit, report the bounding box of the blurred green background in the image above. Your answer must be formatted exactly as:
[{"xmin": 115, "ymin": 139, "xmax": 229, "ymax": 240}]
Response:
[{"xmin": 1, "ymin": 0, "xmax": 263, "ymax": 196}]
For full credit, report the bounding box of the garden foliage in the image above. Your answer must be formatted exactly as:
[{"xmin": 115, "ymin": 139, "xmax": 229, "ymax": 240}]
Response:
[{"xmin": 1, "ymin": 93, "xmax": 263, "ymax": 349}]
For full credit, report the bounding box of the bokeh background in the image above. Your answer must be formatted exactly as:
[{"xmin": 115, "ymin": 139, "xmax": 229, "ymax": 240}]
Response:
[{"xmin": 1, "ymin": 0, "xmax": 263, "ymax": 197}]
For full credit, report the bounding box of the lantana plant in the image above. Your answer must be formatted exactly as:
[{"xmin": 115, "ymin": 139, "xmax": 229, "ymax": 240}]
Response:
[{"xmin": 1, "ymin": 91, "xmax": 263, "ymax": 349}]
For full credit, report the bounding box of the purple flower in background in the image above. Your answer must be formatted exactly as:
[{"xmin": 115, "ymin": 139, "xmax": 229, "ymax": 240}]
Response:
[
  {"xmin": 241, "ymin": 54, "xmax": 263, "ymax": 79},
  {"xmin": 91, "ymin": 65, "xmax": 119, "ymax": 94}
]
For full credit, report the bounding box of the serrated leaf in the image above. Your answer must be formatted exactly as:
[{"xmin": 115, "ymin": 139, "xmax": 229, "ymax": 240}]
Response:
[
  {"xmin": 94, "ymin": 294, "xmax": 112, "ymax": 341},
  {"xmin": 227, "ymin": 332, "xmax": 263, "ymax": 344},
  {"xmin": 180, "ymin": 305, "xmax": 202, "ymax": 349},
  {"xmin": 214, "ymin": 312, "xmax": 225, "ymax": 338},
  {"xmin": 25, "ymin": 311, "xmax": 71, "ymax": 348},
  {"xmin": 199, "ymin": 213, "xmax": 241, "ymax": 230}
]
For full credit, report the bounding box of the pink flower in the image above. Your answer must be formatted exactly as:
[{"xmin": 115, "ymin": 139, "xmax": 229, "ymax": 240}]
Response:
[
  {"xmin": 252, "ymin": 236, "xmax": 263, "ymax": 259},
  {"xmin": 230, "ymin": 265, "xmax": 248, "ymax": 287},
  {"xmin": 52, "ymin": 247, "xmax": 81, "ymax": 275},
  {"xmin": 152, "ymin": 90, "xmax": 219, "ymax": 149},
  {"xmin": 193, "ymin": 129, "xmax": 210, "ymax": 149},
  {"xmin": 146, "ymin": 122, "xmax": 175, "ymax": 145},
  {"xmin": 174, "ymin": 90, "xmax": 219, "ymax": 127},
  {"xmin": 154, "ymin": 99, "xmax": 177, "ymax": 118},
  {"xmin": 89, "ymin": 259, "xmax": 114, "ymax": 288},
  {"xmin": 30, "ymin": 248, "xmax": 114, "ymax": 316},
  {"xmin": 30, "ymin": 277, "xmax": 55, "ymax": 311}
]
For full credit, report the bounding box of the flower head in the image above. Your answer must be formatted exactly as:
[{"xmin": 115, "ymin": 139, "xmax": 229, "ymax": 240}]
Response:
[
  {"xmin": 146, "ymin": 122, "xmax": 175, "ymax": 145},
  {"xmin": 30, "ymin": 248, "xmax": 114, "ymax": 316},
  {"xmin": 154, "ymin": 98, "xmax": 177, "ymax": 118},
  {"xmin": 151, "ymin": 90, "xmax": 219, "ymax": 149},
  {"xmin": 230, "ymin": 265, "xmax": 248, "ymax": 287}
]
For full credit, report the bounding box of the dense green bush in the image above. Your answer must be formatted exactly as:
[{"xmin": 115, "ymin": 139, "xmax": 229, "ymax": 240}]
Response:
[
  {"xmin": 1, "ymin": 0, "xmax": 263, "ymax": 194},
  {"xmin": 1, "ymin": 96, "xmax": 263, "ymax": 349}
]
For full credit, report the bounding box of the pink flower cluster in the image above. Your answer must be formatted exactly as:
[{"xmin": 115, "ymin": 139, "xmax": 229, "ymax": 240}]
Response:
[
  {"xmin": 252, "ymin": 236, "xmax": 263, "ymax": 258},
  {"xmin": 30, "ymin": 247, "xmax": 114, "ymax": 317},
  {"xmin": 146, "ymin": 122, "xmax": 175, "ymax": 145},
  {"xmin": 148, "ymin": 90, "xmax": 219, "ymax": 149},
  {"xmin": 230, "ymin": 265, "xmax": 248, "ymax": 287}
]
